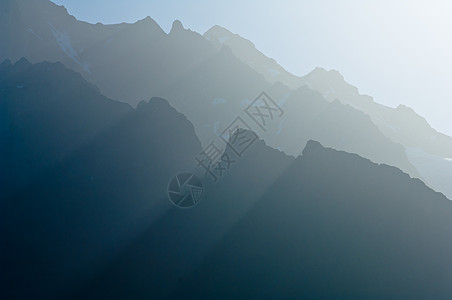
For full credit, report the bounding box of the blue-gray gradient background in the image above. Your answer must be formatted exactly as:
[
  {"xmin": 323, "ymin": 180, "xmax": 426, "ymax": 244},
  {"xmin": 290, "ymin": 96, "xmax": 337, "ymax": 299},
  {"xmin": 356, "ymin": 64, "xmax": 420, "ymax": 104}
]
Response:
[{"xmin": 52, "ymin": 0, "xmax": 452, "ymax": 136}]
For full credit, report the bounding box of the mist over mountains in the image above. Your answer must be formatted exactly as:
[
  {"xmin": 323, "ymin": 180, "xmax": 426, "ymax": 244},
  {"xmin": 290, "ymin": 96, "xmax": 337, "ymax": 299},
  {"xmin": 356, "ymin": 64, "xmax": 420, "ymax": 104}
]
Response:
[
  {"xmin": 204, "ymin": 24, "xmax": 452, "ymax": 199},
  {"xmin": 4, "ymin": 0, "xmax": 452, "ymax": 200},
  {"xmin": 2, "ymin": 59, "xmax": 451, "ymax": 299},
  {"xmin": 2, "ymin": 0, "xmax": 452, "ymax": 298}
]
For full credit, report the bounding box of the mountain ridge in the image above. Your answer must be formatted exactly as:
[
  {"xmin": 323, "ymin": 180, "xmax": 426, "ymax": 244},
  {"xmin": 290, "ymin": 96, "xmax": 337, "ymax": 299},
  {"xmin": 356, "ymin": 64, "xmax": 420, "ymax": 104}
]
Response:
[
  {"xmin": 203, "ymin": 23, "xmax": 452, "ymax": 198},
  {"xmin": 5, "ymin": 0, "xmax": 451, "ymax": 195},
  {"xmin": 1, "ymin": 58, "xmax": 451, "ymax": 298}
]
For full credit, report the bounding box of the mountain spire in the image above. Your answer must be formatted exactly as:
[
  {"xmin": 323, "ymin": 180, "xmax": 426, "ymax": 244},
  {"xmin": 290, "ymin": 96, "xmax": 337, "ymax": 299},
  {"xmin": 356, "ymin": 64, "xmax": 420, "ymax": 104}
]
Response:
[{"xmin": 170, "ymin": 19, "xmax": 184, "ymax": 34}]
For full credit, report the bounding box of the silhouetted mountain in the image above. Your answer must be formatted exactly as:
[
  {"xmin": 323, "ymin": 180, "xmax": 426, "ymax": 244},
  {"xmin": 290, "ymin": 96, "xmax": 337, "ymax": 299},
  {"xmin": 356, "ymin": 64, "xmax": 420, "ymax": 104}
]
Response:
[
  {"xmin": 153, "ymin": 43, "xmax": 420, "ymax": 179},
  {"xmin": 3, "ymin": 1, "xmax": 452, "ymax": 299},
  {"xmin": 0, "ymin": 58, "xmax": 131, "ymax": 191},
  {"xmin": 74, "ymin": 137, "xmax": 451, "ymax": 299},
  {"xmin": 0, "ymin": 60, "xmax": 202, "ymax": 299},
  {"xmin": 168, "ymin": 140, "xmax": 452, "ymax": 299},
  {"xmin": 0, "ymin": 1, "xmax": 425, "ymax": 183},
  {"xmin": 1, "ymin": 58, "xmax": 450, "ymax": 299}
]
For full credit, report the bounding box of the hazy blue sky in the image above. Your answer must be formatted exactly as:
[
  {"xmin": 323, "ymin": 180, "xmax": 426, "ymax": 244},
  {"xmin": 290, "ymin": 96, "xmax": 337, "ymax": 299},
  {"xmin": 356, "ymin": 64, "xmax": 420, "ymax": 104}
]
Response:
[{"xmin": 52, "ymin": 0, "xmax": 452, "ymax": 136}]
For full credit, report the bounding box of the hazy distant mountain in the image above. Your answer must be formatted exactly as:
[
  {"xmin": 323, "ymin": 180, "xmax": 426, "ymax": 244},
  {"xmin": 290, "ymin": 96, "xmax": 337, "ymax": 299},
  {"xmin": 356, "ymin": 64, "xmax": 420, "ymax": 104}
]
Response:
[
  {"xmin": 260, "ymin": 85, "xmax": 421, "ymax": 178},
  {"xmin": 0, "ymin": 0, "xmax": 214, "ymax": 104},
  {"xmin": 204, "ymin": 24, "xmax": 452, "ymax": 158},
  {"xmin": 204, "ymin": 25, "xmax": 303, "ymax": 89},
  {"xmin": 153, "ymin": 34, "xmax": 420, "ymax": 180},
  {"xmin": 303, "ymin": 67, "xmax": 452, "ymax": 158},
  {"xmin": 204, "ymin": 24, "xmax": 452, "ymax": 198},
  {"xmin": 0, "ymin": 0, "xmax": 123, "ymax": 75}
]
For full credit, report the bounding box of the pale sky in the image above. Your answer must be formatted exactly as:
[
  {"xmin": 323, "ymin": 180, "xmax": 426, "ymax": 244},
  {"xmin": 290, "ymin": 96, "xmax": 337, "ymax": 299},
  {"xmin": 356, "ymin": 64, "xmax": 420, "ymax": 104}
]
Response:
[{"xmin": 52, "ymin": 0, "xmax": 452, "ymax": 136}]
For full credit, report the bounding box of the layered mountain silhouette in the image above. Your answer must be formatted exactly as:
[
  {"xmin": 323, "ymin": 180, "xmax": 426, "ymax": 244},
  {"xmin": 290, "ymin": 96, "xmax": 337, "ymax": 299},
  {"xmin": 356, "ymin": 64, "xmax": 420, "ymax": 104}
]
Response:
[
  {"xmin": 0, "ymin": 0, "xmax": 429, "ymax": 186},
  {"xmin": 204, "ymin": 24, "xmax": 452, "ymax": 199},
  {"xmin": 0, "ymin": 0, "xmax": 214, "ymax": 104},
  {"xmin": 1, "ymin": 59, "xmax": 451, "ymax": 299},
  {"xmin": 0, "ymin": 60, "xmax": 202, "ymax": 298},
  {"xmin": 72, "ymin": 137, "xmax": 452, "ymax": 299},
  {"xmin": 204, "ymin": 24, "xmax": 452, "ymax": 158},
  {"xmin": 303, "ymin": 67, "xmax": 452, "ymax": 158},
  {"xmin": 204, "ymin": 25, "xmax": 303, "ymax": 89},
  {"xmin": 165, "ymin": 140, "xmax": 452, "ymax": 299},
  {"xmin": 3, "ymin": 2, "xmax": 452, "ymax": 299},
  {"xmin": 0, "ymin": 58, "xmax": 131, "ymax": 191}
]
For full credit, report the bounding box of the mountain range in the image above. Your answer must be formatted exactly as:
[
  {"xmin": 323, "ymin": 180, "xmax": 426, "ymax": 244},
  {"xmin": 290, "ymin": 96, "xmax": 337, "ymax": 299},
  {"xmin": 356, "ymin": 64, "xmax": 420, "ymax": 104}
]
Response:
[
  {"xmin": 1, "ymin": 59, "xmax": 451, "ymax": 299},
  {"xmin": 3, "ymin": 0, "xmax": 452, "ymax": 201},
  {"xmin": 2, "ymin": 0, "xmax": 452, "ymax": 298},
  {"xmin": 0, "ymin": 0, "xmax": 430, "ymax": 183},
  {"xmin": 205, "ymin": 24, "xmax": 452, "ymax": 198}
]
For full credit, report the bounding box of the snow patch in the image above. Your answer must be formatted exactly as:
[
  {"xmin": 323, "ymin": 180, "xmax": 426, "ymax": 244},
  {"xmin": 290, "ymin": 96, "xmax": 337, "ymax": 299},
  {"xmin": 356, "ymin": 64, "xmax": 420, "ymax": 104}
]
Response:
[
  {"xmin": 27, "ymin": 28, "xmax": 43, "ymax": 41},
  {"xmin": 47, "ymin": 22, "xmax": 81, "ymax": 66},
  {"xmin": 83, "ymin": 62, "xmax": 92, "ymax": 74}
]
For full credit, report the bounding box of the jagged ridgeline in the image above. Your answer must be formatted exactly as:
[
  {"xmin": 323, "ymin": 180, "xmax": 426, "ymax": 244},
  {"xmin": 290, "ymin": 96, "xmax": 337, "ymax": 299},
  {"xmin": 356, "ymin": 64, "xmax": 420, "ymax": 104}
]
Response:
[
  {"xmin": 5, "ymin": 0, "xmax": 452, "ymax": 203},
  {"xmin": 2, "ymin": 1, "xmax": 452, "ymax": 298},
  {"xmin": 1, "ymin": 59, "xmax": 452, "ymax": 299}
]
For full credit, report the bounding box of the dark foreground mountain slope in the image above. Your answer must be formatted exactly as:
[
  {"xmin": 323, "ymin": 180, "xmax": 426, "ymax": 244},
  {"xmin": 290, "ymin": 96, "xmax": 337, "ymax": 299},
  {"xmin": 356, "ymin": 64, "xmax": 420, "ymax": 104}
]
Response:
[
  {"xmin": 169, "ymin": 141, "xmax": 451, "ymax": 299},
  {"xmin": 76, "ymin": 138, "xmax": 450, "ymax": 299},
  {"xmin": 0, "ymin": 58, "xmax": 132, "ymax": 191},
  {"xmin": 0, "ymin": 61, "xmax": 202, "ymax": 299}
]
